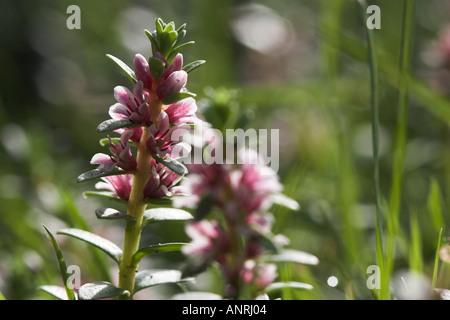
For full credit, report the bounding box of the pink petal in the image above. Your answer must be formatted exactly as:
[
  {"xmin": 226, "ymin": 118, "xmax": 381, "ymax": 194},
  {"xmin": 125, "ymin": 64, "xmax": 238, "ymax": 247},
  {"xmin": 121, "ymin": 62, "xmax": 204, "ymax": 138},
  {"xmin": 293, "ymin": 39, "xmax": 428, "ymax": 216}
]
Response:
[
  {"xmin": 156, "ymin": 70, "xmax": 188, "ymax": 99},
  {"xmin": 90, "ymin": 153, "xmax": 111, "ymax": 165},
  {"xmin": 164, "ymin": 53, "xmax": 183, "ymax": 78},
  {"xmin": 134, "ymin": 54, "xmax": 153, "ymax": 89},
  {"xmin": 114, "ymin": 86, "xmax": 133, "ymax": 106}
]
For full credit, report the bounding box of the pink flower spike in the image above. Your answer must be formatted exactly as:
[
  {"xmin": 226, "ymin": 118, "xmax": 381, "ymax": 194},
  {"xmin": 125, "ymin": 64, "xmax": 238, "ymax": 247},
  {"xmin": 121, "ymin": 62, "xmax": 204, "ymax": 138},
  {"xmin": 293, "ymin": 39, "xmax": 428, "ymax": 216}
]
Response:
[
  {"xmin": 134, "ymin": 53, "xmax": 153, "ymax": 89},
  {"xmin": 156, "ymin": 70, "xmax": 188, "ymax": 100}
]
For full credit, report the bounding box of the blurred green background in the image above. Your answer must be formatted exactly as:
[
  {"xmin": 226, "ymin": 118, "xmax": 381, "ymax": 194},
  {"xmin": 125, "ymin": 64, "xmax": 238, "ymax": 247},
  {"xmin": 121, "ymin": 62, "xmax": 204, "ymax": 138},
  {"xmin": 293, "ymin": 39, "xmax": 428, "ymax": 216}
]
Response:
[{"xmin": 0, "ymin": 0, "xmax": 449, "ymax": 300}]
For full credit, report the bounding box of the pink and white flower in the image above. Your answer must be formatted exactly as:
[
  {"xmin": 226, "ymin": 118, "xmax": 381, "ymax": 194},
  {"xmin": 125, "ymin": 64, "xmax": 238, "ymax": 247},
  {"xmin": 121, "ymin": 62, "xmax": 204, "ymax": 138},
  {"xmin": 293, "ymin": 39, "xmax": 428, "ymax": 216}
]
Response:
[
  {"xmin": 90, "ymin": 130, "xmax": 137, "ymax": 172},
  {"xmin": 109, "ymin": 81, "xmax": 151, "ymax": 124}
]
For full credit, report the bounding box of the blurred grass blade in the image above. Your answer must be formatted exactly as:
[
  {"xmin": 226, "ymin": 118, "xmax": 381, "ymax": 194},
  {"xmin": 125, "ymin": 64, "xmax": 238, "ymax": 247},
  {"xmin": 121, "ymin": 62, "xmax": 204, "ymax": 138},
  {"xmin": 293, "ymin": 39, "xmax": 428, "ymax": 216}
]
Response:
[
  {"xmin": 57, "ymin": 228, "xmax": 122, "ymax": 265},
  {"xmin": 0, "ymin": 290, "xmax": 5, "ymax": 300},
  {"xmin": 265, "ymin": 282, "xmax": 313, "ymax": 293},
  {"xmin": 385, "ymin": 0, "xmax": 416, "ymax": 300},
  {"xmin": 432, "ymin": 228, "xmax": 443, "ymax": 289},
  {"xmin": 61, "ymin": 189, "xmax": 112, "ymax": 282},
  {"xmin": 408, "ymin": 207, "xmax": 423, "ymax": 273},
  {"xmin": 359, "ymin": 0, "xmax": 387, "ymax": 299},
  {"xmin": 134, "ymin": 269, "xmax": 193, "ymax": 293},
  {"xmin": 427, "ymin": 178, "xmax": 445, "ymax": 233},
  {"xmin": 78, "ymin": 281, "xmax": 129, "ymax": 300},
  {"xmin": 42, "ymin": 225, "xmax": 76, "ymax": 300}
]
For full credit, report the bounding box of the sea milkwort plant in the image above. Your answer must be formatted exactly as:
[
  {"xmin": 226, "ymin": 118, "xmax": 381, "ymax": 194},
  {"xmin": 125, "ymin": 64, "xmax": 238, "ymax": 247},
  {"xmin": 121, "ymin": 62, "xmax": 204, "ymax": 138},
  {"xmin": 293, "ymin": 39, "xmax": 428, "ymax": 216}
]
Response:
[
  {"xmin": 40, "ymin": 19, "xmax": 206, "ymax": 300},
  {"xmin": 172, "ymin": 90, "xmax": 319, "ymax": 300}
]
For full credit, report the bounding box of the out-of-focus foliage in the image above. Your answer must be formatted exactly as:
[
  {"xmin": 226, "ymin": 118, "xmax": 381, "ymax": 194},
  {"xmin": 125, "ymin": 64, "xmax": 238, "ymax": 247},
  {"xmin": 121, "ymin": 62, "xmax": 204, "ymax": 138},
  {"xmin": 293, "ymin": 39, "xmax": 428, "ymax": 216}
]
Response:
[{"xmin": 0, "ymin": 0, "xmax": 448, "ymax": 299}]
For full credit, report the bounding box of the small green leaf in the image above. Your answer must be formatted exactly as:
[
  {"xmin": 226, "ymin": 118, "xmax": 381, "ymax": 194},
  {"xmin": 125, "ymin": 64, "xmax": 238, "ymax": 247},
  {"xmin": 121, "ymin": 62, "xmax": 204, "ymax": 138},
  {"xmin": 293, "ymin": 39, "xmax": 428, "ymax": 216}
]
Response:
[
  {"xmin": 0, "ymin": 290, "xmax": 5, "ymax": 300},
  {"xmin": 265, "ymin": 282, "xmax": 313, "ymax": 293},
  {"xmin": 163, "ymin": 21, "xmax": 175, "ymax": 32},
  {"xmin": 167, "ymin": 41, "xmax": 195, "ymax": 63},
  {"xmin": 83, "ymin": 191, "xmax": 174, "ymax": 207},
  {"xmin": 99, "ymin": 137, "xmax": 121, "ymax": 147},
  {"xmin": 42, "ymin": 225, "xmax": 76, "ymax": 300},
  {"xmin": 78, "ymin": 281, "xmax": 129, "ymax": 300},
  {"xmin": 175, "ymin": 30, "xmax": 187, "ymax": 45},
  {"xmin": 77, "ymin": 168, "xmax": 130, "ymax": 183},
  {"xmin": 149, "ymin": 56, "xmax": 166, "ymax": 80},
  {"xmin": 134, "ymin": 270, "xmax": 193, "ymax": 293},
  {"xmin": 171, "ymin": 292, "xmax": 222, "ymax": 300},
  {"xmin": 155, "ymin": 18, "xmax": 164, "ymax": 37},
  {"xmin": 264, "ymin": 249, "xmax": 319, "ymax": 265},
  {"xmin": 142, "ymin": 208, "xmax": 193, "ymax": 225},
  {"xmin": 160, "ymin": 31, "xmax": 178, "ymax": 57},
  {"xmin": 145, "ymin": 29, "xmax": 159, "ymax": 55},
  {"xmin": 39, "ymin": 285, "xmax": 71, "ymax": 300},
  {"xmin": 97, "ymin": 118, "xmax": 143, "ymax": 133},
  {"xmin": 161, "ymin": 91, "xmax": 196, "ymax": 105},
  {"xmin": 95, "ymin": 207, "xmax": 128, "ymax": 220},
  {"xmin": 270, "ymin": 193, "xmax": 300, "ymax": 211},
  {"xmin": 143, "ymin": 197, "xmax": 174, "ymax": 206},
  {"xmin": 182, "ymin": 60, "xmax": 206, "ymax": 74},
  {"xmin": 152, "ymin": 154, "xmax": 188, "ymax": 176},
  {"xmin": 106, "ymin": 54, "xmax": 137, "ymax": 84},
  {"xmin": 83, "ymin": 191, "xmax": 126, "ymax": 203},
  {"xmin": 57, "ymin": 228, "xmax": 122, "ymax": 265},
  {"xmin": 132, "ymin": 243, "xmax": 187, "ymax": 265},
  {"xmin": 176, "ymin": 23, "xmax": 187, "ymax": 34}
]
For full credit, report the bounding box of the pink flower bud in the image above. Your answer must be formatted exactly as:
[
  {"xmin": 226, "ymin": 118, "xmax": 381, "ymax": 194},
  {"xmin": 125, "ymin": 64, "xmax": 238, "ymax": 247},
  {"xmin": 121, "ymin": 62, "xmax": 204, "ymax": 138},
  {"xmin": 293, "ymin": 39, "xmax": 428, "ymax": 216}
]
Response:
[
  {"xmin": 156, "ymin": 70, "xmax": 188, "ymax": 99},
  {"xmin": 134, "ymin": 54, "xmax": 153, "ymax": 89},
  {"xmin": 164, "ymin": 53, "xmax": 183, "ymax": 78}
]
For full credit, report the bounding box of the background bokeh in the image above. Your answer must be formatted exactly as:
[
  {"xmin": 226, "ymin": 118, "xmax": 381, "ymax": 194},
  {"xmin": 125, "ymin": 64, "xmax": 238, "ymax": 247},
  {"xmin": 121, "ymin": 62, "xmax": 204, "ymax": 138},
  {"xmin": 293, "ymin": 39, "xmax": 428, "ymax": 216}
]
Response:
[{"xmin": 0, "ymin": 0, "xmax": 449, "ymax": 299}]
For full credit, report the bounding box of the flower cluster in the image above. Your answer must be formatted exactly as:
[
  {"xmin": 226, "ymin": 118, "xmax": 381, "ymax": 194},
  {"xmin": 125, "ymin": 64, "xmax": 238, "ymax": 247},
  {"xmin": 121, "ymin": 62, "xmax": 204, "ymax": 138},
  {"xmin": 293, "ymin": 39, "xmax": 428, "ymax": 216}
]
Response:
[
  {"xmin": 69, "ymin": 19, "xmax": 213, "ymax": 300},
  {"xmin": 83, "ymin": 20, "xmax": 205, "ymax": 202},
  {"xmin": 176, "ymin": 149, "xmax": 285, "ymax": 298}
]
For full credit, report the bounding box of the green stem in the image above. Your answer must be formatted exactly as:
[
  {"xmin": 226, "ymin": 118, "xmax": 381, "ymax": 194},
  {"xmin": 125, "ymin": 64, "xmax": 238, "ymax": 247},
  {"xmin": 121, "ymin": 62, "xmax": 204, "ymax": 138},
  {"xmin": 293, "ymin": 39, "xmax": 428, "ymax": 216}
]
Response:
[
  {"xmin": 117, "ymin": 86, "xmax": 163, "ymax": 299},
  {"xmin": 118, "ymin": 127, "xmax": 153, "ymax": 299},
  {"xmin": 386, "ymin": 0, "xmax": 415, "ymax": 290}
]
